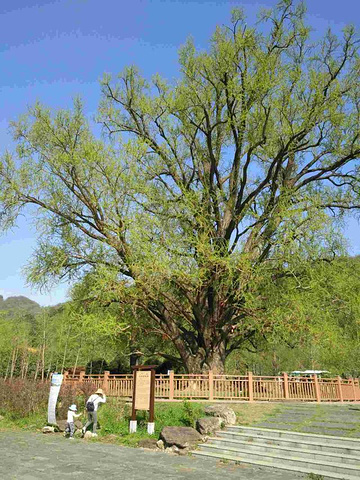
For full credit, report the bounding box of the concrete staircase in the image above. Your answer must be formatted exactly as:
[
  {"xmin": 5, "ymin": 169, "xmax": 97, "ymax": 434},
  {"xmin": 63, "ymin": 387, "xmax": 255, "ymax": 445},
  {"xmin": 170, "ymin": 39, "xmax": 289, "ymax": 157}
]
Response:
[{"xmin": 192, "ymin": 426, "xmax": 360, "ymax": 479}]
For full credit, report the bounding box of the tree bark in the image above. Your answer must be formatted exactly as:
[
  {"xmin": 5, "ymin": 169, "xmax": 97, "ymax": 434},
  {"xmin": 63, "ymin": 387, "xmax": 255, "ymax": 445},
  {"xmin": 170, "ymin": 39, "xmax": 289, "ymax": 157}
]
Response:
[{"xmin": 184, "ymin": 348, "xmax": 226, "ymax": 374}]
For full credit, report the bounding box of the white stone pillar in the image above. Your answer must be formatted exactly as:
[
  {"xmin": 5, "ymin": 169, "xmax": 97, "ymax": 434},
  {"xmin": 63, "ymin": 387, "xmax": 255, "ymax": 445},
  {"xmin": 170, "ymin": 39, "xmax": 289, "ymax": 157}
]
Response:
[
  {"xmin": 147, "ymin": 422, "xmax": 155, "ymax": 435},
  {"xmin": 129, "ymin": 420, "xmax": 137, "ymax": 433}
]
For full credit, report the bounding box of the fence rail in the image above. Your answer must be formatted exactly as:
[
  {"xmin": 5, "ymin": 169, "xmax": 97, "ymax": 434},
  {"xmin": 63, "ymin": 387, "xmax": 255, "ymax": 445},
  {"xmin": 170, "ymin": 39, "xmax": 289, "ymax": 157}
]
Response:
[{"xmin": 62, "ymin": 370, "xmax": 360, "ymax": 402}]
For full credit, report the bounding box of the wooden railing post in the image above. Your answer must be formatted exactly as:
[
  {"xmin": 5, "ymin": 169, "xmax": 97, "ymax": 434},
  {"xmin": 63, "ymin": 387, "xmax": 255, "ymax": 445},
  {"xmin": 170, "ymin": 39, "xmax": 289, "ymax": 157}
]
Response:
[
  {"xmin": 208, "ymin": 370, "xmax": 214, "ymax": 401},
  {"xmin": 103, "ymin": 370, "xmax": 110, "ymax": 393},
  {"xmin": 313, "ymin": 374, "xmax": 321, "ymax": 403},
  {"xmin": 355, "ymin": 379, "xmax": 360, "ymax": 402},
  {"xmin": 169, "ymin": 370, "xmax": 174, "ymax": 400},
  {"xmin": 337, "ymin": 376, "xmax": 343, "ymax": 402},
  {"xmin": 351, "ymin": 377, "xmax": 356, "ymax": 402},
  {"xmin": 248, "ymin": 371, "xmax": 254, "ymax": 402},
  {"xmin": 79, "ymin": 370, "xmax": 85, "ymax": 383},
  {"xmin": 283, "ymin": 372, "xmax": 289, "ymax": 400}
]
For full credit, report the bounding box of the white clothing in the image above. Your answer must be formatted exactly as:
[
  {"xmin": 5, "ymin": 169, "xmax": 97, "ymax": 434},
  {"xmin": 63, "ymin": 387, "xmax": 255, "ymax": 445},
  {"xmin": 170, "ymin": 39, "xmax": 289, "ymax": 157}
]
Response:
[
  {"xmin": 67, "ymin": 410, "xmax": 81, "ymax": 422},
  {"xmin": 87, "ymin": 393, "xmax": 106, "ymax": 411}
]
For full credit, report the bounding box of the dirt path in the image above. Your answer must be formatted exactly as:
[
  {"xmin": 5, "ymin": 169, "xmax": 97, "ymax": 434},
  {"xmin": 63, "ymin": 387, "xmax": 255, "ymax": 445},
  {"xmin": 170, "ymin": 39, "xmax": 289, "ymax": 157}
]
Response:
[{"xmin": 0, "ymin": 432, "xmax": 305, "ymax": 480}]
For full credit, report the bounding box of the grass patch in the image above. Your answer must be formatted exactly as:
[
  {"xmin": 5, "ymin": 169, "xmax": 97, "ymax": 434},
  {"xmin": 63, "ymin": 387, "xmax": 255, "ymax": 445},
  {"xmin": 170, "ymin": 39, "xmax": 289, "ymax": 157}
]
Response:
[
  {"xmin": 1, "ymin": 398, "xmax": 206, "ymax": 447},
  {"xmin": 229, "ymin": 403, "xmax": 284, "ymax": 425},
  {"xmin": 0, "ymin": 411, "xmax": 46, "ymax": 432},
  {"xmin": 97, "ymin": 399, "xmax": 205, "ymax": 446}
]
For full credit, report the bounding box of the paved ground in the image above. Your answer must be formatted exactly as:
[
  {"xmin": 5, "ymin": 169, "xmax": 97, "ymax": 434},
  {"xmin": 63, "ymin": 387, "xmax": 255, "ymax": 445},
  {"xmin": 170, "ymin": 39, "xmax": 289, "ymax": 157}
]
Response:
[
  {"xmin": 0, "ymin": 432, "xmax": 306, "ymax": 480},
  {"xmin": 252, "ymin": 403, "xmax": 360, "ymax": 437}
]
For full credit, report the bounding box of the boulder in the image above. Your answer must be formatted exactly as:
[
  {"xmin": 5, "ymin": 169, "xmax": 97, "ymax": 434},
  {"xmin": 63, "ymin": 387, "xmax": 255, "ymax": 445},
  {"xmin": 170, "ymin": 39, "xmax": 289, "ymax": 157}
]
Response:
[
  {"xmin": 75, "ymin": 420, "xmax": 83, "ymax": 430},
  {"xmin": 42, "ymin": 426, "xmax": 55, "ymax": 434},
  {"xmin": 138, "ymin": 438, "xmax": 159, "ymax": 450},
  {"xmin": 56, "ymin": 420, "xmax": 67, "ymax": 432},
  {"xmin": 160, "ymin": 426, "xmax": 202, "ymax": 450},
  {"xmin": 84, "ymin": 431, "xmax": 96, "ymax": 440},
  {"xmin": 204, "ymin": 405, "xmax": 236, "ymax": 425},
  {"xmin": 196, "ymin": 416, "xmax": 223, "ymax": 435}
]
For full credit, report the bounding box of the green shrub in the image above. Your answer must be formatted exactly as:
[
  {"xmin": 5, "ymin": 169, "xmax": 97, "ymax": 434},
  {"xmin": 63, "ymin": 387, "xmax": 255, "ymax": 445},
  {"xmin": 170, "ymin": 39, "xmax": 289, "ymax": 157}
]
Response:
[{"xmin": 180, "ymin": 400, "xmax": 200, "ymax": 428}]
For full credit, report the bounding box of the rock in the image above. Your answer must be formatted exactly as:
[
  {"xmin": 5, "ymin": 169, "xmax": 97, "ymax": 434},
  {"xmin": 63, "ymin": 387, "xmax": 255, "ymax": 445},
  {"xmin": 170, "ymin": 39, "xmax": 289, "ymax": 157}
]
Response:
[
  {"xmin": 42, "ymin": 426, "xmax": 55, "ymax": 434},
  {"xmin": 84, "ymin": 431, "xmax": 96, "ymax": 439},
  {"xmin": 74, "ymin": 429, "xmax": 83, "ymax": 438},
  {"xmin": 75, "ymin": 420, "xmax": 83, "ymax": 429},
  {"xmin": 166, "ymin": 445, "xmax": 180, "ymax": 454},
  {"xmin": 160, "ymin": 426, "xmax": 202, "ymax": 450},
  {"xmin": 56, "ymin": 420, "xmax": 67, "ymax": 432},
  {"xmin": 177, "ymin": 448, "xmax": 189, "ymax": 456},
  {"xmin": 156, "ymin": 439, "xmax": 165, "ymax": 450},
  {"xmin": 204, "ymin": 405, "xmax": 236, "ymax": 425},
  {"xmin": 138, "ymin": 438, "xmax": 159, "ymax": 449},
  {"xmin": 196, "ymin": 416, "xmax": 223, "ymax": 435}
]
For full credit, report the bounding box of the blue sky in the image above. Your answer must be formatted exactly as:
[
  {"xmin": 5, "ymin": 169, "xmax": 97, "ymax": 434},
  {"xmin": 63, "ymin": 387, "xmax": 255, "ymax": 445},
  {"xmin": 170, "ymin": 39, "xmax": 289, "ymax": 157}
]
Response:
[{"xmin": 1, "ymin": 0, "xmax": 359, "ymax": 306}]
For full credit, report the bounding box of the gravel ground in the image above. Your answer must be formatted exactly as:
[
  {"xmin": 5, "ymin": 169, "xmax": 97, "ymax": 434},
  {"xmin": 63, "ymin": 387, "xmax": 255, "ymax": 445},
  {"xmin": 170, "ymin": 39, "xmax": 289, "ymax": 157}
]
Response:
[{"xmin": 0, "ymin": 432, "xmax": 306, "ymax": 480}]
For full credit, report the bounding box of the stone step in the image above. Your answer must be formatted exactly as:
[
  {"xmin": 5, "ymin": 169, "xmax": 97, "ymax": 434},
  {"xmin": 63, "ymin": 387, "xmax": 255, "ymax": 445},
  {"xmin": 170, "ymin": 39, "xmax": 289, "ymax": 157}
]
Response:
[
  {"xmin": 197, "ymin": 444, "xmax": 360, "ymax": 476},
  {"xmin": 208, "ymin": 436, "xmax": 360, "ymax": 466},
  {"xmin": 192, "ymin": 449, "xmax": 360, "ymax": 480},
  {"xmin": 226, "ymin": 426, "xmax": 360, "ymax": 448},
  {"xmin": 217, "ymin": 431, "xmax": 360, "ymax": 456},
  {"xmin": 261, "ymin": 415, "xmax": 359, "ymax": 422},
  {"xmin": 258, "ymin": 419, "xmax": 359, "ymax": 428},
  {"xmin": 198, "ymin": 444, "xmax": 360, "ymax": 476}
]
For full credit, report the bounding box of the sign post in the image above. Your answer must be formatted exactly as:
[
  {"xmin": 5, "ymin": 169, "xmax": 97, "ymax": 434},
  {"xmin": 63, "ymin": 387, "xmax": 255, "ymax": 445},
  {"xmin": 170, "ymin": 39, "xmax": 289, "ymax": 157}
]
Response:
[
  {"xmin": 47, "ymin": 372, "xmax": 63, "ymax": 425},
  {"xmin": 130, "ymin": 365, "xmax": 156, "ymax": 434}
]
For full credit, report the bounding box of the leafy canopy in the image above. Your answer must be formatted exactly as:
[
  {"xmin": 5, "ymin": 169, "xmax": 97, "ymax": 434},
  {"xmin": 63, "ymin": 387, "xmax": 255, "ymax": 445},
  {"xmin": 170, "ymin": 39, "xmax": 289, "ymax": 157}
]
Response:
[{"xmin": 1, "ymin": 0, "xmax": 359, "ymax": 371}]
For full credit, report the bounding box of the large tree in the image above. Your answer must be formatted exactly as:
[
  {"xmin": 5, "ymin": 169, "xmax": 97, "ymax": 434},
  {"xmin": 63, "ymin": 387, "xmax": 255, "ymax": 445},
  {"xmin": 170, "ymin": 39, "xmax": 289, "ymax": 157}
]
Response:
[{"xmin": 1, "ymin": 1, "xmax": 359, "ymax": 372}]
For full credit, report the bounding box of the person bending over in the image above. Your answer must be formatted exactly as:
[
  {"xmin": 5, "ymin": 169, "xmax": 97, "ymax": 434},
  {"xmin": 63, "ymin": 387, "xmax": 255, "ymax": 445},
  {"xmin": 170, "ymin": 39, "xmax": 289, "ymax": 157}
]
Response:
[{"xmin": 82, "ymin": 388, "xmax": 106, "ymax": 436}]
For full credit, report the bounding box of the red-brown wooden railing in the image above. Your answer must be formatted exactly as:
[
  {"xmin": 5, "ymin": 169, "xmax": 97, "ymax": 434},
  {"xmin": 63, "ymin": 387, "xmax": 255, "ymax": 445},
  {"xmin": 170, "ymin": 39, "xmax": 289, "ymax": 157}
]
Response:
[{"xmin": 61, "ymin": 370, "xmax": 360, "ymax": 402}]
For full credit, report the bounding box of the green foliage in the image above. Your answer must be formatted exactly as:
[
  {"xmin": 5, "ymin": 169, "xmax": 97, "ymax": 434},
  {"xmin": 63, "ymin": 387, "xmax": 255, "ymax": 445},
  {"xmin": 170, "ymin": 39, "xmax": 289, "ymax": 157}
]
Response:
[
  {"xmin": 1, "ymin": 1, "xmax": 360, "ymax": 372},
  {"xmin": 96, "ymin": 400, "xmax": 206, "ymax": 445},
  {"xmin": 227, "ymin": 256, "xmax": 360, "ymax": 376},
  {"xmin": 181, "ymin": 400, "xmax": 201, "ymax": 428}
]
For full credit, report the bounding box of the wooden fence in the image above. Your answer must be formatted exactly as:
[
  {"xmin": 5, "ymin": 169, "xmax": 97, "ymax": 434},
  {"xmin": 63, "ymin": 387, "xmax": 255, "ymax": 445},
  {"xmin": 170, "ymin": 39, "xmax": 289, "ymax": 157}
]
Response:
[{"xmin": 63, "ymin": 371, "xmax": 360, "ymax": 402}]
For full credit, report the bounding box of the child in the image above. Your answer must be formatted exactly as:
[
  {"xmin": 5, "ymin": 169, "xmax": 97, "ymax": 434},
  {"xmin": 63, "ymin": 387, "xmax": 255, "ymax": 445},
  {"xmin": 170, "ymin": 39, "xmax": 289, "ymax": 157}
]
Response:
[{"xmin": 64, "ymin": 404, "xmax": 82, "ymax": 439}]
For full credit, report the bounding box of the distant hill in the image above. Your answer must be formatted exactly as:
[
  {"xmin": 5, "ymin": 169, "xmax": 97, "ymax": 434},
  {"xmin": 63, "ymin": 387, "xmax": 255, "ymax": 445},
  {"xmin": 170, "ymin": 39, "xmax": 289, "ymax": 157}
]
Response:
[{"xmin": 0, "ymin": 295, "xmax": 42, "ymax": 316}]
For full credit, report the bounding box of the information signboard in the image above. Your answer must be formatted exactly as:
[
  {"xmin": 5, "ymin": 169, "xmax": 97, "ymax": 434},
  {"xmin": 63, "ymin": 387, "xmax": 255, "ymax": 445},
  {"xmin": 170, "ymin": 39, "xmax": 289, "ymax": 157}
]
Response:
[
  {"xmin": 134, "ymin": 370, "xmax": 151, "ymax": 410},
  {"xmin": 130, "ymin": 365, "xmax": 156, "ymax": 434}
]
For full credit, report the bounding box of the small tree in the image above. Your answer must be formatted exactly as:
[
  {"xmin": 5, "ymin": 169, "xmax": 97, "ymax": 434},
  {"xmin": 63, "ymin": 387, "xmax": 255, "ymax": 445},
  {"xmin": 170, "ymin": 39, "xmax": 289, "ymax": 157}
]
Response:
[{"xmin": 1, "ymin": 1, "xmax": 359, "ymax": 372}]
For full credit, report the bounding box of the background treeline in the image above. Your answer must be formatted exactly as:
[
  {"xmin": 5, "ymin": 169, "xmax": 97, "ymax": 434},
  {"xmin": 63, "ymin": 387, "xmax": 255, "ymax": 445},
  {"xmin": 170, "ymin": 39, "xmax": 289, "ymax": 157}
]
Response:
[{"xmin": 1, "ymin": 255, "xmax": 359, "ymax": 378}]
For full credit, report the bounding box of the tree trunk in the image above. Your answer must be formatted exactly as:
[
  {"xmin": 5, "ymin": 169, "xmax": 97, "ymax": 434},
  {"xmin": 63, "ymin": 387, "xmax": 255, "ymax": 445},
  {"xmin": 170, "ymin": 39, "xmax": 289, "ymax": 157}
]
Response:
[
  {"xmin": 72, "ymin": 345, "xmax": 81, "ymax": 378},
  {"xmin": 183, "ymin": 348, "xmax": 226, "ymax": 374},
  {"xmin": 20, "ymin": 349, "xmax": 28, "ymax": 378},
  {"xmin": 61, "ymin": 324, "xmax": 71, "ymax": 373},
  {"xmin": 10, "ymin": 347, "xmax": 18, "ymax": 379},
  {"xmin": 4, "ymin": 354, "xmax": 11, "ymax": 380},
  {"xmin": 151, "ymin": 294, "xmax": 230, "ymax": 374},
  {"xmin": 34, "ymin": 359, "xmax": 40, "ymax": 380},
  {"xmin": 41, "ymin": 314, "xmax": 46, "ymax": 381}
]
